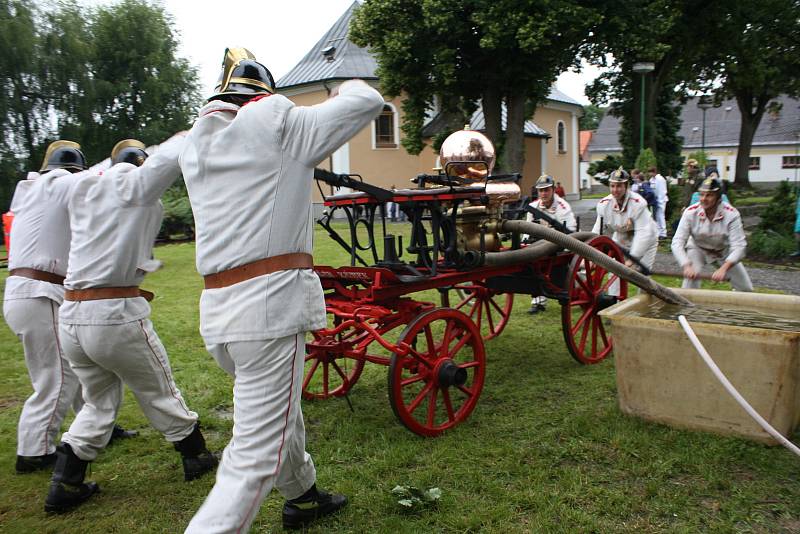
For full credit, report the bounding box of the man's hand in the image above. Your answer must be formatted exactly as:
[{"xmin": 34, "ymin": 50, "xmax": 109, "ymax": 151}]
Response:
[
  {"xmin": 683, "ymin": 263, "xmax": 697, "ymax": 279},
  {"xmin": 712, "ymin": 262, "xmax": 731, "ymax": 282},
  {"xmin": 624, "ymin": 259, "xmax": 634, "ymax": 268}
]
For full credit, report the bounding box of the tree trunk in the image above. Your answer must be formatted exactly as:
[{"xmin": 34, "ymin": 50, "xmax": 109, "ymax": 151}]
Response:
[
  {"xmin": 504, "ymin": 91, "xmax": 527, "ymax": 174},
  {"xmin": 482, "ymin": 87, "xmax": 502, "ymax": 165},
  {"xmin": 733, "ymin": 92, "xmax": 770, "ymax": 189}
]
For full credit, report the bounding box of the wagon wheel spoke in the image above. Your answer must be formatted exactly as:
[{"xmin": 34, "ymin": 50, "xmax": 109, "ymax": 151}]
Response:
[
  {"xmin": 483, "ymin": 299, "xmax": 496, "ymax": 334},
  {"xmin": 426, "ymin": 387, "xmax": 438, "ymax": 427},
  {"xmin": 570, "ymin": 305, "xmax": 594, "ymax": 336},
  {"xmin": 600, "ymin": 273, "xmax": 619, "ymax": 293},
  {"xmin": 408, "ymin": 382, "xmax": 435, "ymax": 414},
  {"xmin": 302, "ymin": 359, "xmax": 321, "ymax": 391},
  {"xmin": 323, "ymin": 362, "xmax": 330, "ymax": 396},
  {"xmin": 449, "ymin": 331, "xmax": 473, "ymax": 357},
  {"xmin": 578, "ymin": 315, "xmax": 591, "ymax": 353},
  {"xmin": 488, "ymin": 295, "xmax": 505, "ymax": 315},
  {"xmin": 456, "ymin": 384, "xmax": 474, "ymax": 398},
  {"xmin": 597, "ymin": 316, "xmax": 609, "ymax": 347},
  {"xmin": 441, "ymin": 388, "xmax": 456, "ymax": 422},
  {"xmin": 330, "ymin": 360, "xmax": 350, "ymax": 386},
  {"xmin": 401, "ymin": 373, "xmax": 426, "ymax": 387}
]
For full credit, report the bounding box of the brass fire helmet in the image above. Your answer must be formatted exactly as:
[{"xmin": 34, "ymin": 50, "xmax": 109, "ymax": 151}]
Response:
[{"xmin": 438, "ymin": 129, "xmax": 496, "ymax": 183}]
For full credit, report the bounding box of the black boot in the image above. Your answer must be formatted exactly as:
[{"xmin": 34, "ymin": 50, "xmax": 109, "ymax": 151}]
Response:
[
  {"xmin": 108, "ymin": 424, "xmax": 138, "ymax": 445},
  {"xmin": 44, "ymin": 443, "xmax": 99, "ymax": 514},
  {"xmin": 282, "ymin": 484, "xmax": 348, "ymax": 530},
  {"xmin": 16, "ymin": 453, "xmax": 57, "ymax": 474},
  {"xmin": 173, "ymin": 423, "xmax": 217, "ymax": 481}
]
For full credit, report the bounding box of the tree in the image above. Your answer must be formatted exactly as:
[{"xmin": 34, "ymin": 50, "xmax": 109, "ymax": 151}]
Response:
[
  {"xmin": 0, "ymin": 0, "xmax": 48, "ymax": 207},
  {"xmin": 579, "ymin": 104, "xmax": 604, "ymax": 131},
  {"xmin": 585, "ymin": 0, "xmax": 717, "ymax": 172},
  {"xmin": 703, "ymin": 0, "xmax": 800, "ymax": 188},
  {"xmin": 0, "ymin": 0, "xmax": 200, "ymax": 211},
  {"xmin": 351, "ymin": 0, "xmax": 601, "ymax": 173}
]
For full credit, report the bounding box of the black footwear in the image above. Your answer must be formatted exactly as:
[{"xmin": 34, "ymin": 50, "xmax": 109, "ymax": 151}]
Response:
[
  {"xmin": 44, "ymin": 444, "xmax": 99, "ymax": 514},
  {"xmin": 174, "ymin": 424, "xmax": 218, "ymax": 481},
  {"xmin": 282, "ymin": 484, "xmax": 348, "ymax": 530},
  {"xmin": 108, "ymin": 424, "xmax": 138, "ymax": 445},
  {"xmin": 527, "ymin": 305, "xmax": 540, "ymax": 315},
  {"xmin": 16, "ymin": 453, "xmax": 57, "ymax": 474}
]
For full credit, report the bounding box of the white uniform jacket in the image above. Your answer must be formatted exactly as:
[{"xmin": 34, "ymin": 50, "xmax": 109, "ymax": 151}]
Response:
[
  {"xmin": 59, "ymin": 137, "xmax": 184, "ymax": 326},
  {"xmin": 650, "ymin": 174, "xmax": 668, "ymax": 207},
  {"xmin": 592, "ymin": 190, "xmax": 658, "ymax": 260},
  {"xmin": 525, "ymin": 194, "xmax": 577, "ymax": 232},
  {"xmin": 671, "ymin": 201, "xmax": 747, "ymax": 267},
  {"xmin": 5, "ymin": 169, "xmax": 81, "ymax": 304},
  {"xmin": 179, "ymin": 82, "xmax": 384, "ymax": 344}
]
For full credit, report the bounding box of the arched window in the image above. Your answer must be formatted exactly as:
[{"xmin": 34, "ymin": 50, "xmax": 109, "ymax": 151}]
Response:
[
  {"xmin": 557, "ymin": 121, "xmax": 566, "ymax": 153},
  {"xmin": 374, "ymin": 104, "xmax": 397, "ymax": 149}
]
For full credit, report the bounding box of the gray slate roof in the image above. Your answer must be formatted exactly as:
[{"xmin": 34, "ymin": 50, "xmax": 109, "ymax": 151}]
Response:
[
  {"xmin": 422, "ymin": 104, "xmax": 549, "ymax": 138},
  {"xmin": 276, "ymin": 1, "xmax": 585, "ymax": 110},
  {"xmin": 589, "ymin": 95, "xmax": 800, "ymax": 152},
  {"xmin": 277, "ymin": 1, "xmax": 378, "ymax": 89}
]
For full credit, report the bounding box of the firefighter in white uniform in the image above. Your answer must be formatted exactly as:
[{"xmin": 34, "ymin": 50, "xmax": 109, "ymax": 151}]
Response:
[
  {"xmin": 179, "ymin": 48, "xmax": 384, "ymax": 533},
  {"xmin": 671, "ymin": 177, "xmax": 753, "ymax": 291},
  {"xmin": 525, "ymin": 174, "xmax": 576, "ymax": 313},
  {"xmin": 592, "ymin": 169, "xmax": 658, "ymax": 294},
  {"xmin": 4, "ymin": 142, "xmax": 88, "ymax": 473},
  {"xmin": 44, "ymin": 138, "xmax": 217, "ymax": 514}
]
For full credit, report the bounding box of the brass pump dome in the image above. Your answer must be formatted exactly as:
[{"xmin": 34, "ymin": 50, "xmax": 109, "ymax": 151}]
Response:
[{"xmin": 438, "ymin": 127, "xmax": 496, "ymax": 183}]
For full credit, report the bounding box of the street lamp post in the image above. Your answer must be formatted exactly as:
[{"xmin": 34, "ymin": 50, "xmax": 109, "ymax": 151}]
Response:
[
  {"xmin": 632, "ymin": 62, "xmax": 655, "ymax": 153},
  {"xmin": 697, "ymin": 95, "xmax": 713, "ymax": 161}
]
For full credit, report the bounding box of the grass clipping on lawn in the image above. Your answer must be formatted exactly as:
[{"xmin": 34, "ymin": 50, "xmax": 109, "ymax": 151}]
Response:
[{"xmin": 0, "ymin": 225, "xmax": 798, "ymax": 533}]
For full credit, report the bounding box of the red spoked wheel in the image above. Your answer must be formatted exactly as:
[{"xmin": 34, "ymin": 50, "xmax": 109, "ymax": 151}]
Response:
[
  {"xmin": 561, "ymin": 235, "xmax": 627, "ymax": 365},
  {"xmin": 388, "ymin": 308, "xmax": 486, "ymax": 437},
  {"xmin": 443, "ymin": 281, "xmax": 513, "ymax": 341},
  {"xmin": 303, "ymin": 324, "xmax": 367, "ymax": 400}
]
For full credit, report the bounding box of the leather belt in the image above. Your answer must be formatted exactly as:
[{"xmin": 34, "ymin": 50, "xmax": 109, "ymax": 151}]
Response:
[
  {"xmin": 203, "ymin": 253, "xmax": 313, "ymax": 290},
  {"xmin": 9, "ymin": 268, "xmax": 65, "ymax": 285},
  {"xmin": 64, "ymin": 287, "xmax": 154, "ymax": 302}
]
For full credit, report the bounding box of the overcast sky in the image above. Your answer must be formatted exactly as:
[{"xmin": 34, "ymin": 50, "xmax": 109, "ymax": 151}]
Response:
[{"xmin": 81, "ymin": 0, "xmax": 600, "ymax": 104}]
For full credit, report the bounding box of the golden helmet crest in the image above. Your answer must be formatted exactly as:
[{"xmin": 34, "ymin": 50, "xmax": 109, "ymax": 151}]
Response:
[
  {"xmin": 40, "ymin": 140, "xmax": 87, "ymax": 172},
  {"xmin": 111, "ymin": 139, "xmax": 148, "ymax": 166},
  {"xmin": 209, "ymin": 47, "xmax": 275, "ymax": 101},
  {"xmin": 438, "ymin": 127, "xmax": 496, "ymax": 183}
]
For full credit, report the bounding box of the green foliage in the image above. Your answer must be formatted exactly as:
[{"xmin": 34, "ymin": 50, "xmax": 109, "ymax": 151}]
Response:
[
  {"xmin": 351, "ymin": 0, "xmax": 601, "ymax": 172},
  {"xmin": 391, "ymin": 485, "xmax": 442, "ymax": 510},
  {"xmin": 665, "ymin": 182, "xmax": 682, "ymax": 224},
  {"xmin": 686, "ymin": 150, "xmax": 709, "ymax": 171},
  {"xmin": 758, "ymin": 181, "xmax": 797, "ymax": 236},
  {"xmin": 159, "ymin": 182, "xmax": 194, "ymax": 239},
  {"xmin": 748, "ymin": 229, "xmax": 796, "ymax": 259},
  {"xmin": 587, "ymin": 155, "xmax": 623, "ymax": 179},
  {"xmin": 579, "ymin": 104, "xmax": 604, "ymax": 131},
  {"xmin": 0, "ymin": 0, "xmax": 200, "ymax": 210},
  {"xmin": 634, "ymin": 148, "xmax": 657, "ymax": 171}
]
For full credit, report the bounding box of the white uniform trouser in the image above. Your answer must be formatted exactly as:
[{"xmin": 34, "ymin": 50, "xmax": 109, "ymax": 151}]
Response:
[
  {"xmin": 609, "ymin": 239, "xmax": 658, "ymax": 297},
  {"xmin": 653, "ymin": 202, "xmax": 667, "ymax": 238},
  {"xmin": 3, "ymin": 297, "xmax": 84, "ymax": 456},
  {"xmin": 59, "ymin": 318, "xmax": 198, "ymax": 461},
  {"xmin": 186, "ymin": 333, "xmax": 316, "ymax": 534},
  {"xmin": 681, "ymin": 248, "xmax": 754, "ymax": 292}
]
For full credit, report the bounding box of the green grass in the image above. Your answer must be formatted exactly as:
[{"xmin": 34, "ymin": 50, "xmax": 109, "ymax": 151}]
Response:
[
  {"xmin": 1, "ymin": 224, "xmax": 799, "ymax": 533},
  {"xmin": 734, "ymin": 196, "xmax": 772, "ymax": 207}
]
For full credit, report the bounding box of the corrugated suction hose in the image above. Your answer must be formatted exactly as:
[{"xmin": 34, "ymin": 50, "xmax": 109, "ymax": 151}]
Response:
[{"xmin": 487, "ymin": 220, "xmax": 692, "ymax": 306}]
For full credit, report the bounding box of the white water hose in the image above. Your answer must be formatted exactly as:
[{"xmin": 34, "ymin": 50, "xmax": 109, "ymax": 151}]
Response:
[{"xmin": 678, "ymin": 315, "xmax": 800, "ymax": 457}]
